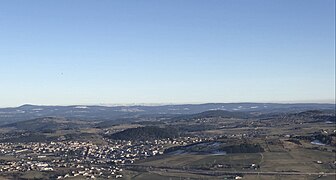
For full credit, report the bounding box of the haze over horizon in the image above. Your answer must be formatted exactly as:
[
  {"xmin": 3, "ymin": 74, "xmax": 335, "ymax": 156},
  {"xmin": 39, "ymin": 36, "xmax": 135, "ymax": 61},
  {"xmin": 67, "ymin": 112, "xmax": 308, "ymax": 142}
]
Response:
[
  {"xmin": 2, "ymin": 100, "xmax": 335, "ymax": 109},
  {"xmin": 0, "ymin": 0, "xmax": 335, "ymax": 107}
]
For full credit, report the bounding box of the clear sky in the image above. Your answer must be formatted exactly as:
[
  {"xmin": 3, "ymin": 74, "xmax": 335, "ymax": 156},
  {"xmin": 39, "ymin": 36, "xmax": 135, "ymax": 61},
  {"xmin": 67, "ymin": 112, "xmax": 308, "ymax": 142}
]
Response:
[{"xmin": 0, "ymin": 0, "xmax": 335, "ymax": 107}]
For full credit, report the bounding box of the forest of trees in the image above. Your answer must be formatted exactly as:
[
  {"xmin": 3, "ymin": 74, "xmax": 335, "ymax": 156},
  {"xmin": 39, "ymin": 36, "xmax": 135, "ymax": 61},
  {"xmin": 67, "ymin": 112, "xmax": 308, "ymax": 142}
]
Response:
[
  {"xmin": 220, "ymin": 143, "xmax": 264, "ymax": 153},
  {"xmin": 164, "ymin": 142, "xmax": 264, "ymax": 154},
  {"xmin": 107, "ymin": 126, "xmax": 179, "ymax": 140}
]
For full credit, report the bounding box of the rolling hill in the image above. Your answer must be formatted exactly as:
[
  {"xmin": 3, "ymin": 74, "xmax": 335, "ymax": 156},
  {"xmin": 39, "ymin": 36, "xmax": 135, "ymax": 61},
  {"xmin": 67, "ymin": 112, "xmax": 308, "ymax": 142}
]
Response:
[
  {"xmin": 0, "ymin": 103, "xmax": 334, "ymax": 125},
  {"xmin": 1, "ymin": 117, "xmax": 90, "ymax": 132}
]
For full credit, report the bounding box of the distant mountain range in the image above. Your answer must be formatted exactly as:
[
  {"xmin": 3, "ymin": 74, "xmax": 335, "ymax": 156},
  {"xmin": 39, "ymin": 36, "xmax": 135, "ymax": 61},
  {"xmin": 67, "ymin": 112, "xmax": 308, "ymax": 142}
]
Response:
[{"xmin": 0, "ymin": 103, "xmax": 334, "ymax": 125}]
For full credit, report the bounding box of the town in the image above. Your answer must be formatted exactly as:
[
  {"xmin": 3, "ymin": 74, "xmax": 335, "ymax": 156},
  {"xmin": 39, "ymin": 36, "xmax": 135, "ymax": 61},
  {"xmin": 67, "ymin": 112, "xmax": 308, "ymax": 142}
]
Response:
[{"xmin": 0, "ymin": 136, "xmax": 211, "ymax": 179}]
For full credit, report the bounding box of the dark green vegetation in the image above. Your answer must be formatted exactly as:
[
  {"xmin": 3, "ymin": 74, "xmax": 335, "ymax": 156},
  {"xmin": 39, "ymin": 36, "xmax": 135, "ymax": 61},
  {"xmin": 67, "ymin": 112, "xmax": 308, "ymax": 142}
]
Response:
[
  {"xmin": 295, "ymin": 132, "xmax": 336, "ymax": 145},
  {"xmin": 220, "ymin": 143, "xmax": 264, "ymax": 153},
  {"xmin": 0, "ymin": 132, "xmax": 57, "ymax": 143},
  {"xmin": 176, "ymin": 124, "xmax": 217, "ymax": 132},
  {"xmin": 165, "ymin": 141, "xmax": 264, "ymax": 154},
  {"xmin": 107, "ymin": 126, "xmax": 179, "ymax": 140}
]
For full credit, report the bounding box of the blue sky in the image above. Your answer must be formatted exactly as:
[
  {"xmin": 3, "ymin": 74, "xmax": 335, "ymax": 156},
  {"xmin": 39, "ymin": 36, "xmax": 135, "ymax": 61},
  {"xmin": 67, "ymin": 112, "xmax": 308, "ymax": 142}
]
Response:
[{"xmin": 0, "ymin": 0, "xmax": 335, "ymax": 107}]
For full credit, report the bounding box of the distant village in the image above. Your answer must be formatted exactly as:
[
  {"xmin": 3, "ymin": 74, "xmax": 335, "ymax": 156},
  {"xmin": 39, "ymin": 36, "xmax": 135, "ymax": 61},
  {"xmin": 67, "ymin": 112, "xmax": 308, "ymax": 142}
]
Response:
[{"xmin": 0, "ymin": 136, "xmax": 210, "ymax": 179}]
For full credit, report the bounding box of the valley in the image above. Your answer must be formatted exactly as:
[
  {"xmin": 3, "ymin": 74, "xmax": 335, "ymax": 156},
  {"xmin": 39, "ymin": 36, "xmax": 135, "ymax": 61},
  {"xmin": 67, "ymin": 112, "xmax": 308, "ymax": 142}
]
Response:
[{"xmin": 0, "ymin": 103, "xmax": 335, "ymax": 179}]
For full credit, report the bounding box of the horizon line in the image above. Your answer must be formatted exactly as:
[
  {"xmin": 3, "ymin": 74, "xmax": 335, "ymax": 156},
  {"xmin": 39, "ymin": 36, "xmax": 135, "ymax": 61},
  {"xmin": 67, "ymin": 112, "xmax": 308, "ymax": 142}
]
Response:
[{"xmin": 1, "ymin": 100, "xmax": 335, "ymax": 108}]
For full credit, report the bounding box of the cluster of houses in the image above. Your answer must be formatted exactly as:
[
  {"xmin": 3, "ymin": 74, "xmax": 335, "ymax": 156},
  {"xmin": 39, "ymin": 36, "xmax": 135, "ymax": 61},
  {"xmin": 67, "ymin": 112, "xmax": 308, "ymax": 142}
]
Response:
[{"xmin": 0, "ymin": 136, "xmax": 209, "ymax": 179}]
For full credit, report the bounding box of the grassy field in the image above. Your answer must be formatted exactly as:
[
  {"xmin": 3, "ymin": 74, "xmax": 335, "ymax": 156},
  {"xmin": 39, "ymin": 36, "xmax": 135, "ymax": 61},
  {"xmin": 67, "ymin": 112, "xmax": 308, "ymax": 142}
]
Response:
[
  {"xmin": 242, "ymin": 174, "xmax": 335, "ymax": 180},
  {"xmin": 132, "ymin": 140, "xmax": 335, "ymax": 179},
  {"xmin": 122, "ymin": 169, "xmax": 238, "ymax": 180},
  {"xmin": 138, "ymin": 148, "xmax": 335, "ymax": 173},
  {"xmin": 137, "ymin": 153, "xmax": 262, "ymax": 171}
]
